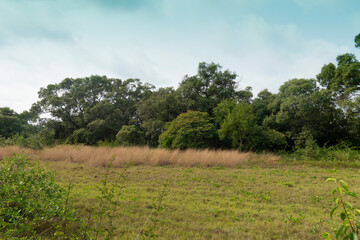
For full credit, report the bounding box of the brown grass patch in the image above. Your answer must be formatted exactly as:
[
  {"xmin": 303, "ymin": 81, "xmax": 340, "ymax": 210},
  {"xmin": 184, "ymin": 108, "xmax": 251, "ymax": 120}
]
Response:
[{"xmin": 0, "ymin": 145, "xmax": 280, "ymax": 168}]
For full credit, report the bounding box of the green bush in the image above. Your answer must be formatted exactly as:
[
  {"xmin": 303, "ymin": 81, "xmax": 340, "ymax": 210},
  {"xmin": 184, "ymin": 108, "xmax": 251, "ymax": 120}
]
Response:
[
  {"xmin": 0, "ymin": 131, "xmax": 56, "ymax": 149},
  {"xmin": 292, "ymin": 141, "xmax": 360, "ymax": 162},
  {"xmin": 159, "ymin": 111, "xmax": 217, "ymax": 150},
  {"xmin": 0, "ymin": 154, "xmax": 76, "ymax": 238},
  {"xmin": 116, "ymin": 125, "xmax": 145, "ymax": 146}
]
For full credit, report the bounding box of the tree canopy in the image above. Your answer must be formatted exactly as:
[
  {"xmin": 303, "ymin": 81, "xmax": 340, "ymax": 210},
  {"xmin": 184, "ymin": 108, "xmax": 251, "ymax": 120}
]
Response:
[
  {"xmin": 158, "ymin": 111, "xmax": 217, "ymax": 150},
  {"xmin": 2, "ymin": 33, "xmax": 360, "ymax": 152},
  {"xmin": 32, "ymin": 75, "xmax": 152, "ymax": 144},
  {"xmin": 177, "ymin": 62, "xmax": 252, "ymax": 114}
]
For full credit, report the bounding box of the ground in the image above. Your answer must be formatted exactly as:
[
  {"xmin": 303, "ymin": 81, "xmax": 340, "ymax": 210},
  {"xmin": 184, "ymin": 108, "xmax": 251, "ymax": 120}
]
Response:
[{"xmin": 38, "ymin": 159, "xmax": 360, "ymax": 239}]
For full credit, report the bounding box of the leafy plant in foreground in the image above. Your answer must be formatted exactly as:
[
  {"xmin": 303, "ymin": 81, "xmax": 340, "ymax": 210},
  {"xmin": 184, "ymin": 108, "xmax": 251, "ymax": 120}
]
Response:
[
  {"xmin": 323, "ymin": 178, "xmax": 360, "ymax": 240},
  {"xmin": 0, "ymin": 153, "xmax": 76, "ymax": 238}
]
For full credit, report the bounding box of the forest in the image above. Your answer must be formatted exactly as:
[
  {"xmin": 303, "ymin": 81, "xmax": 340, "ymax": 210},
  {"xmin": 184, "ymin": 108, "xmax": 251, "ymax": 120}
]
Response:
[{"xmin": 1, "ymin": 34, "xmax": 360, "ymax": 153}]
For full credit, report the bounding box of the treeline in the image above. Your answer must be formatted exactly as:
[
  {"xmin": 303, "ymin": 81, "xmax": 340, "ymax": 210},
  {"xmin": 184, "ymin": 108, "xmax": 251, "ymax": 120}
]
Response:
[{"xmin": 1, "ymin": 34, "xmax": 360, "ymax": 151}]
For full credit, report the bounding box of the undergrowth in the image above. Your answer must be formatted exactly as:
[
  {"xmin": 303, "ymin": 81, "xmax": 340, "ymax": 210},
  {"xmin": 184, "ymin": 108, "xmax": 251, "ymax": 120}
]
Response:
[
  {"xmin": 0, "ymin": 153, "xmax": 168, "ymax": 239},
  {"xmin": 285, "ymin": 141, "xmax": 360, "ymax": 167},
  {"xmin": 0, "ymin": 153, "xmax": 77, "ymax": 238}
]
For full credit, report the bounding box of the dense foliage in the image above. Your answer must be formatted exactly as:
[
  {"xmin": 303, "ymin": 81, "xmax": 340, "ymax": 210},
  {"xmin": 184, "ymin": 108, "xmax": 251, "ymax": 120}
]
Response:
[
  {"xmin": 0, "ymin": 154, "xmax": 75, "ymax": 238},
  {"xmin": 159, "ymin": 111, "xmax": 217, "ymax": 149},
  {"xmin": 1, "ymin": 34, "xmax": 360, "ymax": 151}
]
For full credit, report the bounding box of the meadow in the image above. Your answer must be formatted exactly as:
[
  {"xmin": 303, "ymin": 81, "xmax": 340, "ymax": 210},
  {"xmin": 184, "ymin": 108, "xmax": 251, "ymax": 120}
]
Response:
[{"xmin": 1, "ymin": 146, "xmax": 360, "ymax": 239}]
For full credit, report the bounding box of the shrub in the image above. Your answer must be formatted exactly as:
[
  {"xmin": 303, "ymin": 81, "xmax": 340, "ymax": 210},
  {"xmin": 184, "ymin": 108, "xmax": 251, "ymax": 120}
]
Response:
[
  {"xmin": 116, "ymin": 125, "xmax": 145, "ymax": 146},
  {"xmin": 292, "ymin": 141, "xmax": 360, "ymax": 162},
  {"xmin": 0, "ymin": 154, "xmax": 76, "ymax": 238},
  {"xmin": 159, "ymin": 111, "xmax": 217, "ymax": 149}
]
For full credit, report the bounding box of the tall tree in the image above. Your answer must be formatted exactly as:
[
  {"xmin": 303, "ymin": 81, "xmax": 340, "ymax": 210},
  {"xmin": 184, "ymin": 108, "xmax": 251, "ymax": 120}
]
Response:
[
  {"xmin": 215, "ymin": 102, "xmax": 286, "ymax": 151},
  {"xmin": 136, "ymin": 87, "xmax": 185, "ymax": 147},
  {"xmin": 252, "ymin": 89, "xmax": 276, "ymax": 125},
  {"xmin": 317, "ymin": 53, "xmax": 360, "ymax": 102},
  {"xmin": 0, "ymin": 108, "xmax": 25, "ymax": 138},
  {"xmin": 177, "ymin": 62, "xmax": 252, "ymax": 114},
  {"xmin": 264, "ymin": 78, "xmax": 348, "ymax": 147},
  {"xmin": 33, "ymin": 75, "xmax": 151, "ymax": 144}
]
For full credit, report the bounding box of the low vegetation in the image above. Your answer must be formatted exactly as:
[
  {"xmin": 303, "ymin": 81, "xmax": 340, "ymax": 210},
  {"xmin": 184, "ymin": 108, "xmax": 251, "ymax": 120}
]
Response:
[
  {"xmin": 1, "ymin": 147, "xmax": 360, "ymax": 239},
  {"xmin": 0, "ymin": 154, "xmax": 76, "ymax": 238},
  {"xmin": 0, "ymin": 145, "xmax": 279, "ymax": 168}
]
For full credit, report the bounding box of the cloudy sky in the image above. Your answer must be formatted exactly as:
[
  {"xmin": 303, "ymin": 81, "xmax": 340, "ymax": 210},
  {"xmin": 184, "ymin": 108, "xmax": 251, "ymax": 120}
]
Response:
[{"xmin": 1, "ymin": 0, "xmax": 359, "ymax": 112}]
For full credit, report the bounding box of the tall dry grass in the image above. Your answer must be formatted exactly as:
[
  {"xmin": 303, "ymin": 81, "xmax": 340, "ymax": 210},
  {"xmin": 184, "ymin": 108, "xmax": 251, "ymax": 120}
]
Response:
[{"xmin": 0, "ymin": 145, "xmax": 280, "ymax": 168}]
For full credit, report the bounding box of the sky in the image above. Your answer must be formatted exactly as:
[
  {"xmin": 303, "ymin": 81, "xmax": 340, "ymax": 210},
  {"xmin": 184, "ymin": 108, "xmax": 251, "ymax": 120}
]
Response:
[{"xmin": 0, "ymin": 0, "xmax": 359, "ymax": 113}]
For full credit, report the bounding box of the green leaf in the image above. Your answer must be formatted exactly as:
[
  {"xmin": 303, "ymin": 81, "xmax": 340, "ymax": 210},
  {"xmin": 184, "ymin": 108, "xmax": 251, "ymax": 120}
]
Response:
[
  {"xmin": 331, "ymin": 207, "xmax": 339, "ymax": 217},
  {"xmin": 322, "ymin": 232, "xmax": 330, "ymax": 239},
  {"xmin": 346, "ymin": 192, "xmax": 359, "ymax": 199},
  {"xmin": 355, "ymin": 209, "xmax": 360, "ymax": 216},
  {"xmin": 345, "ymin": 202, "xmax": 353, "ymax": 209},
  {"xmin": 340, "ymin": 180, "xmax": 349, "ymax": 192},
  {"xmin": 341, "ymin": 213, "xmax": 347, "ymax": 221},
  {"xmin": 336, "ymin": 225, "xmax": 344, "ymax": 239},
  {"xmin": 338, "ymin": 187, "xmax": 343, "ymax": 195},
  {"xmin": 350, "ymin": 232, "xmax": 358, "ymax": 240},
  {"xmin": 355, "ymin": 219, "xmax": 360, "ymax": 226},
  {"xmin": 327, "ymin": 178, "xmax": 337, "ymax": 182},
  {"xmin": 333, "ymin": 189, "xmax": 339, "ymax": 195}
]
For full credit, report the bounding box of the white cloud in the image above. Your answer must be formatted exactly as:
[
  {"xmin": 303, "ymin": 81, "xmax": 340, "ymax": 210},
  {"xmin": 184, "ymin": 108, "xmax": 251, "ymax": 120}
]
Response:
[{"xmin": 0, "ymin": 0, "xmax": 355, "ymax": 112}]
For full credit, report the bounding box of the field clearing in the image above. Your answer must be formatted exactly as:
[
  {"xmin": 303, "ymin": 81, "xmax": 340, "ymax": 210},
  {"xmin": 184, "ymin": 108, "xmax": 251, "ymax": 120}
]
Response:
[
  {"xmin": 40, "ymin": 161, "xmax": 360, "ymax": 238},
  {"xmin": 2, "ymin": 146, "xmax": 360, "ymax": 239}
]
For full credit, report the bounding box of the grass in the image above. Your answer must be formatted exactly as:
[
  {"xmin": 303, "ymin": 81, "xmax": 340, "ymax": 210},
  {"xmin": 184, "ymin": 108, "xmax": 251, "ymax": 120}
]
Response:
[
  {"xmin": 39, "ymin": 161, "xmax": 360, "ymax": 239},
  {"xmin": 0, "ymin": 145, "xmax": 280, "ymax": 168},
  {"xmin": 1, "ymin": 146, "xmax": 360, "ymax": 239}
]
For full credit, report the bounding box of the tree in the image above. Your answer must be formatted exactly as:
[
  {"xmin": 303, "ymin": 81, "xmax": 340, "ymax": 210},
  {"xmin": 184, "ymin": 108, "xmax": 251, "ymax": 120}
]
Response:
[
  {"xmin": 263, "ymin": 79, "xmax": 318, "ymax": 144},
  {"xmin": 264, "ymin": 78, "xmax": 348, "ymax": 147},
  {"xmin": 252, "ymin": 89, "xmax": 276, "ymax": 125},
  {"xmin": 317, "ymin": 53, "xmax": 360, "ymax": 101},
  {"xmin": 355, "ymin": 33, "xmax": 360, "ymax": 48},
  {"xmin": 116, "ymin": 125, "xmax": 145, "ymax": 146},
  {"xmin": 316, "ymin": 53, "xmax": 360, "ymax": 146},
  {"xmin": 216, "ymin": 102, "xmax": 287, "ymax": 151},
  {"xmin": 33, "ymin": 75, "xmax": 152, "ymax": 144},
  {"xmin": 177, "ymin": 62, "xmax": 251, "ymax": 114},
  {"xmin": 158, "ymin": 111, "xmax": 217, "ymax": 149},
  {"xmin": 217, "ymin": 103, "xmax": 256, "ymax": 150},
  {"xmin": 136, "ymin": 87, "xmax": 185, "ymax": 147},
  {"xmin": 0, "ymin": 107, "xmax": 31, "ymax": 138}
]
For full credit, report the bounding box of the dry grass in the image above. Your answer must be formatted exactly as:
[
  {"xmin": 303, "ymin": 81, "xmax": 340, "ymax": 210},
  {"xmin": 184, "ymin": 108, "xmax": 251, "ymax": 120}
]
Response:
[{"xmin": 0, "ymin": 145, "xmax": 280, "ymax": 168}]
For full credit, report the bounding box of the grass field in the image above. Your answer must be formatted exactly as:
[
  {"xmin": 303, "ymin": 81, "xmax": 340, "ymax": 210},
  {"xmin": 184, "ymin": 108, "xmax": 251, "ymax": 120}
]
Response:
[{"xmin": 2, "ymin": 146, "xmax": 360, "ymax": 239}]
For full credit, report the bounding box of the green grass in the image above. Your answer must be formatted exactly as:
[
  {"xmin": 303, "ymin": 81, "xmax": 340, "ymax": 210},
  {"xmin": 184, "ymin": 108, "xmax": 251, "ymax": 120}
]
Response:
[{"xmin": 37, "ymin": 160, "xmax": 360, "ymax": 239}]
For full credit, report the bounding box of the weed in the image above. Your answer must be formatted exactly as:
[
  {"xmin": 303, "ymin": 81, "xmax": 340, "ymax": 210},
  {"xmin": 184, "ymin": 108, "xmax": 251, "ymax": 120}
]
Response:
[
  {"xmin": 286, "ymin": 213, "xmax": 305, "ymax": 224},
  {"xmin": 311, "ymin": 195, "xmax": 322, "ymax": 203},
  {"xmin": 323, "ymin": 178, "xmax": 360, "ymax": 240}
]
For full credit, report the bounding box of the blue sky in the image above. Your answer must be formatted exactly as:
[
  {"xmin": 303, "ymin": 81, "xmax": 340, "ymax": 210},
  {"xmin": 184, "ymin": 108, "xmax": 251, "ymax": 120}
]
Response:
[{"xmin": 1, "ymin": 0, "xmax": 359, "ymax": 112}]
